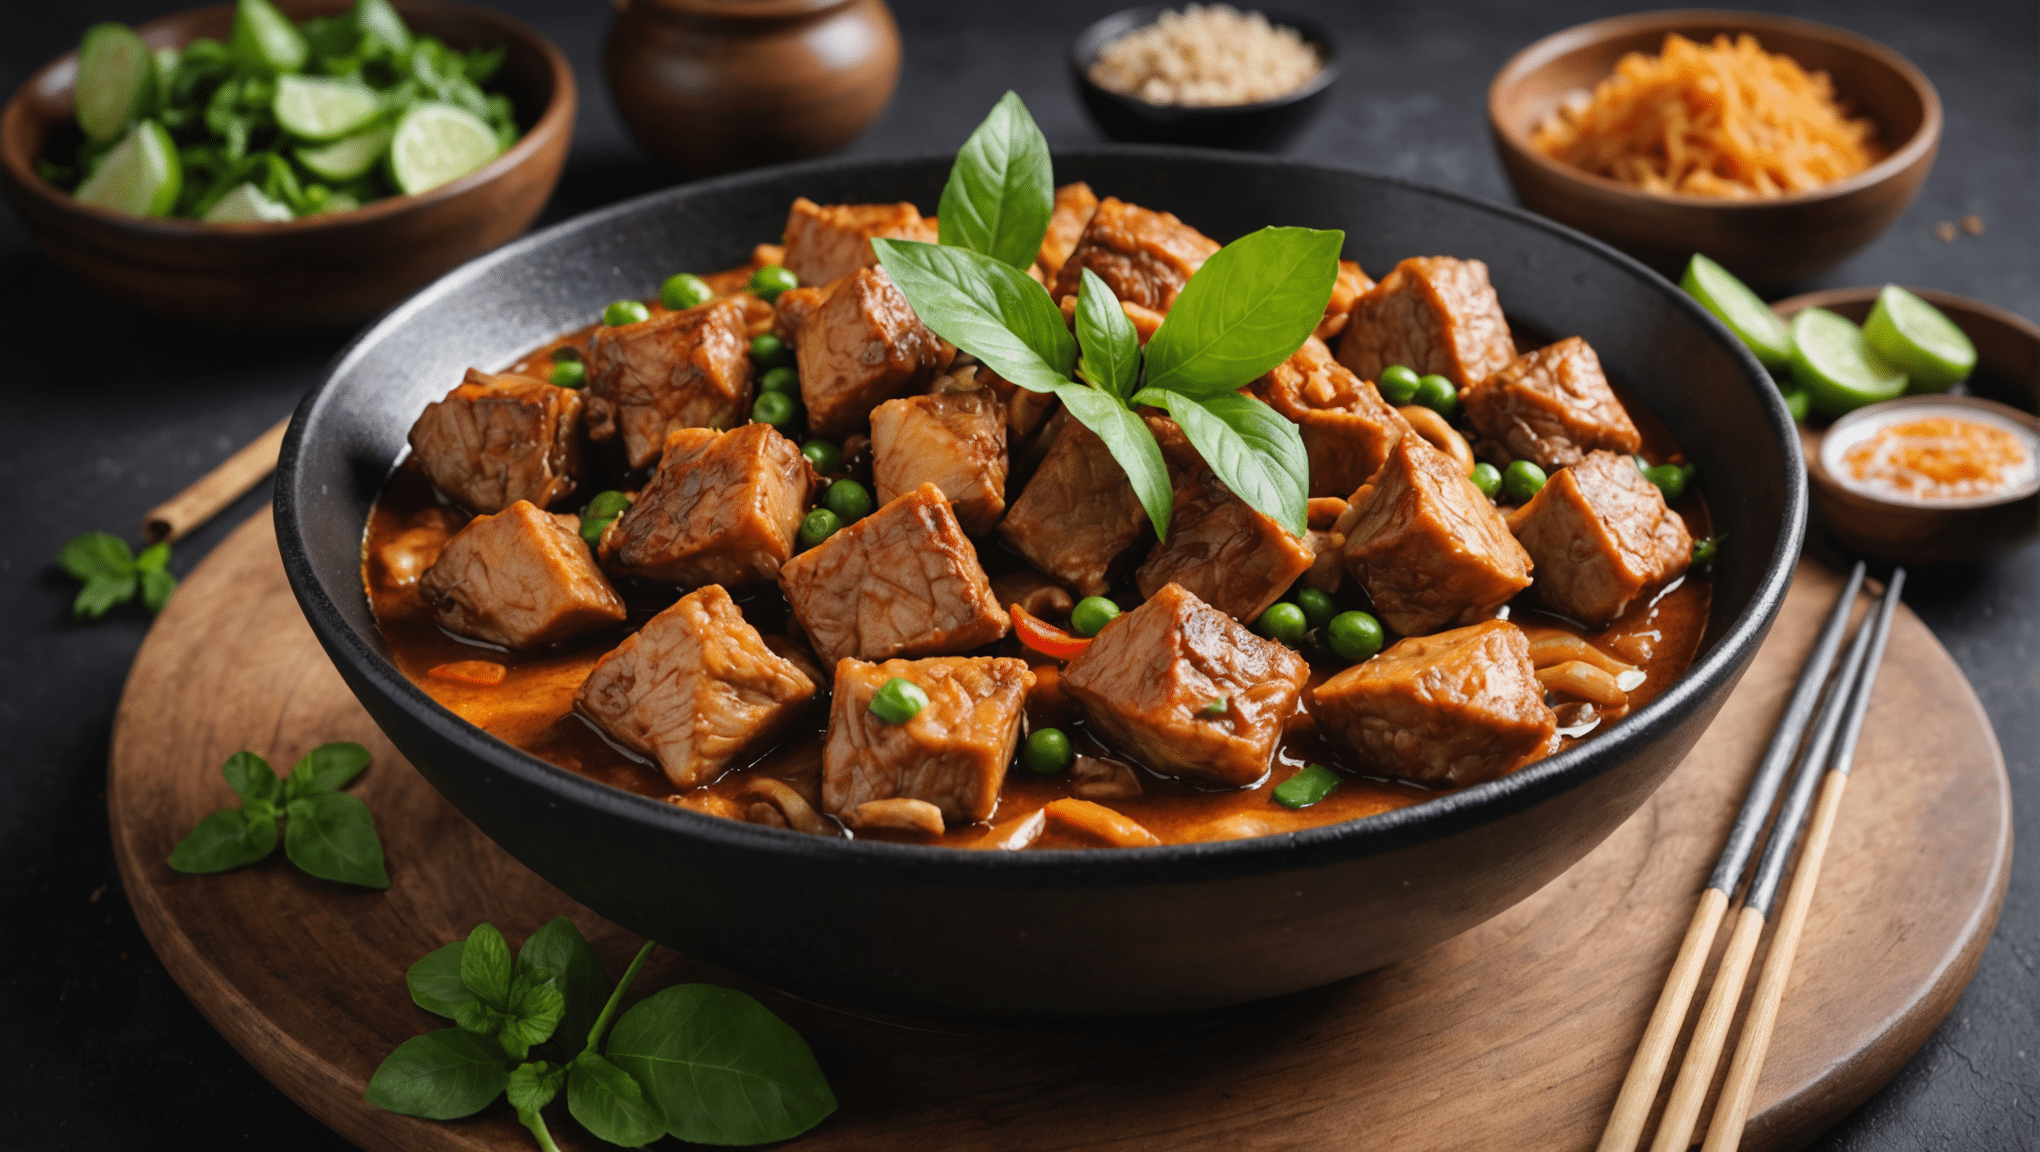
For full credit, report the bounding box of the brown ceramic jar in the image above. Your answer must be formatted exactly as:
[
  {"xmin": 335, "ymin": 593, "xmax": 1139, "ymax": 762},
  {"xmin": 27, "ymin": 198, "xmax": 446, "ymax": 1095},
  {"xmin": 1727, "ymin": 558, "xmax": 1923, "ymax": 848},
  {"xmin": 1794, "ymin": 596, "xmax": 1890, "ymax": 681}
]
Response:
[{"xmin": 605, "ymin": 0, "xmax": 901, "ymax": 176}]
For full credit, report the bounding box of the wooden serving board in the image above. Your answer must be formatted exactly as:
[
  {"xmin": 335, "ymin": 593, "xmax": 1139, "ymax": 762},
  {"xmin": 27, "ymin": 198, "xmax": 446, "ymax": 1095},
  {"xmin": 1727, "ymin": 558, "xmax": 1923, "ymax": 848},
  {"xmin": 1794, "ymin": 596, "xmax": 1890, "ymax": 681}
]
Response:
[{"xmin": 109, "ymin": 513, "xmax": 2010, "ymax": 1152}]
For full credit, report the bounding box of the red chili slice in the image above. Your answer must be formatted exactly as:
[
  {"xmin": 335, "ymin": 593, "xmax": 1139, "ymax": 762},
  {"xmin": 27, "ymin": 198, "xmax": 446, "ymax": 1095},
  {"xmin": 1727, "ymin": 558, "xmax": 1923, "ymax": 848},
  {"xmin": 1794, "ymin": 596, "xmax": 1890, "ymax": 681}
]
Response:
[{"xmin": 1010, "ymin": 603, "xmax": 1089, "ymax": 660}]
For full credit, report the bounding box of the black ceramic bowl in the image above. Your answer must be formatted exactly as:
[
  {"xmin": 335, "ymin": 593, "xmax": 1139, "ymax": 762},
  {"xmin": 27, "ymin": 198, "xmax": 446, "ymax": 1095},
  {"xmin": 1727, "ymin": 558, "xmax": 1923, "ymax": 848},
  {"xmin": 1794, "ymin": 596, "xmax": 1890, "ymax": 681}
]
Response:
[
  {"xmin": 277, "ymin": 149, "xmax": 1803, "ymax": 1021},
  {"xmin": 1070, "ymin": 7, "xmax": 1337, "ymax": 151}
]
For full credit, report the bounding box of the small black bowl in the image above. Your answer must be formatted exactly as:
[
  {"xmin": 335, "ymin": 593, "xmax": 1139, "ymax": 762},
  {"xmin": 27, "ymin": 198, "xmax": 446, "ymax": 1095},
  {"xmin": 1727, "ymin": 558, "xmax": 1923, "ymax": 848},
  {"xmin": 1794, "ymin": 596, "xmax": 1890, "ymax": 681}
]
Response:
[{"xmin": 1071, "ymin": 6, "xmax": 1338, "ymax": 151}]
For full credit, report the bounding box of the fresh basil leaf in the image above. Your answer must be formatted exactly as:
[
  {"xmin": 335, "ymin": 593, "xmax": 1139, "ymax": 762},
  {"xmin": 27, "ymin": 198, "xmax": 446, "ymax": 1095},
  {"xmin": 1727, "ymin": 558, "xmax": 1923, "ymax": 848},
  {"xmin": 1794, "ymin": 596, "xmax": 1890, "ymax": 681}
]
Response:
[
  {"xmin": 1076, "ymin": 269, "xmax": 1141, "ymax": 400},
  {"xmin": 363, "ymin": 1028, "xmax": 509, "ymax": 1120},
  {"xmin": 60, "ymin": 530, "xmax": 135, "ymax": 581},
  {"xmin": 292, "ymin": 741, "xmax": 371, "ymax": 796},
  {"xmin": 222, "ymin": 751, "xmax": 282, "ymax": 805},
  {"xmin": 283, "ymin": 791, "xmax": 391, "ymax": 888},
  {"xmin": 516, "ymin": 918, "xmax": 609, "ymax": 1052},
  {"xmin": 167, "ymin": 807, "xmax": 278, "ymax": 873},
  {"xmin": 502, "ymin": 975, "xmax": 566, "ymax": 1054},
  {"xmin": 1143, "ymin": 227, "xmax": 1344, "ymax": 398},
  {"xmin": 567, "ymin": 1052, "xmax": 665, "ymax": 1148},
  {"xmin": 134, "ymin": 541, "xmax": 171, "ymax": 573},
  {"xmin": 74, "ymin": 575, "xmax": 137, "ymax": 620},
  {"xmin": 408, "ymin": 941, "xmax": 474, "ymax": 1017},
  {"xmin": 937, "ymin": 90, "xmax": 1054, "ymax": 271},
  {"xmin": 1057, "ymin": 386, "xmax": 1176, "ymax": 542},
  {"xmin": 453, "ymin": 998, "xmax": 504, "ymax": 1038},
  {"xmin": 1134, "ymin": 388, "xmax": 1309, "ymax": 537},
  {"xmin": 141, "ymin": 567, "xmax": 176, "ymax": 614},
  {"xmin": 870, "ymin": 238, "xmax": 1076, "ymax": 393},
  {"xmin": 506, "ymin": 1060, "xmax": 564, "ymax": 1114},
  {"xmin": 607, "ymin": 985, "xmax": 837, "ymax": 1146},
  {"xmin": 461, "ymin": 922, "xmax": 514, "ymax": 1009},
  {"xmin": 355, "ymin": 0, "xmax": 412, "ymax": 55}
]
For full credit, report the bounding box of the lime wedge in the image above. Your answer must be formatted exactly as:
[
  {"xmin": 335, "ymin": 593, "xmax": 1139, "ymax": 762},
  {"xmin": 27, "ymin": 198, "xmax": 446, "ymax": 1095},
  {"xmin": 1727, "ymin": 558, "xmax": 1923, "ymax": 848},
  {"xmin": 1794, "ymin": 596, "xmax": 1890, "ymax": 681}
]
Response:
[
  {"xmin": 76, "ymin": 23, "xmax": 157, "ymax": 143},
  {"xmin": 1863, "ymin": 285, "xmax": 1976, "ymax": 393},
  {"xmin": 1681, "ymin": 254, "xmax": 1793, "ymax": 369},
  {"xmin": 354, "ymin": 0, "xmax": 413, "ymax": 55},
  {"xmin": 1789, "ymin": 307, "xmax": 1908, "ymax": 417},
  {"xmin": 275, "ymin": 75, "xmax": 381, "ymax": 141},
  {"xmin": 388, "ymin": 103, "xmax": 500, "ymax": 195},
  {"xmin": 230, "ymin": 0, "xmax": 308, "ymax": 73},
  {"xmin": 297, "ymin": 123, "xmax": 393, "ymax": 180},
  {"xmin": 203, "ymin": 181, "xmax": 294, "ymax": 223},
  {"xmin": 74, "ymin": 119, "xmax": 181, "ymax": 217}
]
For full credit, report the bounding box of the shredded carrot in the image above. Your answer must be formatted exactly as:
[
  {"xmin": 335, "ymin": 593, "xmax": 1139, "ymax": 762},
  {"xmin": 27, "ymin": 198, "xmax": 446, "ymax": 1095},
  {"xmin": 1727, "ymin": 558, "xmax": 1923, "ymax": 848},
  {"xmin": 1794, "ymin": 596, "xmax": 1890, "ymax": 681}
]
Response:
[{"xmin": 1530, "ymin": 33, "xmax": 1885, "ymax": 199}]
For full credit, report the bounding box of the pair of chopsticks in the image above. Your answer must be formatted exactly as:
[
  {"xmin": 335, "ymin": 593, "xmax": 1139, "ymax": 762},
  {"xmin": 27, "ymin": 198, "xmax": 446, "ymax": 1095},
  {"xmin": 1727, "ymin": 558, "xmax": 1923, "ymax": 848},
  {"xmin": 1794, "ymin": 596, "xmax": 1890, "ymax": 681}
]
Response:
[{"xmin": 1599, "ymin": 560, "xmax": 1907, "ymax": 1152}]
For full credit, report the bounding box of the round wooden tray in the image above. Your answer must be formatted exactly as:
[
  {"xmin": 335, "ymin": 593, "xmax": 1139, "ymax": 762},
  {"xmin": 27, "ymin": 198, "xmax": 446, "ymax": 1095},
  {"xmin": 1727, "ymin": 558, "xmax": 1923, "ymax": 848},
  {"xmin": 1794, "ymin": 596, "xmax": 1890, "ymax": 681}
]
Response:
[{"xmin": 109, "ymin": 513, "xmax": 2010, "ymax": 1151}]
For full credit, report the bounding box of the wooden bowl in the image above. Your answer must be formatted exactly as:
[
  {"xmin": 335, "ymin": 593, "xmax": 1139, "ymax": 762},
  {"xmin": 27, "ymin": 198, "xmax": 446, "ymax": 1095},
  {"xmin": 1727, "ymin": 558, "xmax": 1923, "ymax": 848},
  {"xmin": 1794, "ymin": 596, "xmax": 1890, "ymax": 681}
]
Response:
[
  {"xmin": 0, "ymin": 0, "xmax": 575, "ymax": 329},
  {"xmin": 1488, "ymin": 10, "xmax": 1940, "ymax": 289},
  {"xmin": 1772, "ymin": 287, "xmax": 2040, "ymax": 563}
]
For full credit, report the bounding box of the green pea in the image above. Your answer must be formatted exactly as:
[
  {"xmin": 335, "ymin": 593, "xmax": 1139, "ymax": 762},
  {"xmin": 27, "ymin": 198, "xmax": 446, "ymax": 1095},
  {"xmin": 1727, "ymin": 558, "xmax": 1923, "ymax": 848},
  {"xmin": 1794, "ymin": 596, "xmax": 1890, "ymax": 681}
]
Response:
[
  {"xmin": 760, "ymin": 366, "xmax": 800, "ymax": 395},
  {"xmin": 1294, "ymin": 587, "xmax": 1337, "ymax": 630},
  {"xmin": 1378, "ymin": 364, "xmax": 1420, "ymax": 405},
  {"xmin": 584, "ymin": 490, "xmax": 632, "ymax": 521},
  {"xmin": 603, "ymin": 299, "xmax": 650, "ymax": 327},
  {"xmin": 751, "ymin": 390, "xmax": 797, "ymax": 430},
  {"xmin": 1254, "ymin": 601, "xmax": 1308, "ymax": 647},
  {"xmin": 868, "ymin": 677, "xmax": 927, "ymax": 724},
  {"xmin": 1272, "ymin": 762, "xmax": 1342, "ymax": 809},
  {"xmin": 801, "ymin": 438, "xmax": 842, "ymax": 474},
  {"xmin": 1415, "ymin": 374, "xmax": 1459, "ymax": 417},
  {"xmin": 549, "ymin": 360, "xmax": 586, "ymax": 388},
  {"xmin": 1071, "ymin": 596, "xmax": 1120, "ymax": 637},
  {"xmin": 1679, "ymin": 462, "xmax": 1698, "ymax": 489},
  {"xmin": 1693, "ymin": 535, "xmax": 1720, "ymax": 565},
  {"xmin": 549, "ymin": 345, "xmax": 582, "ymax": 363},
  {"xmin": 659, "ymin": 272, "xmax": 714, "ymax": 311},
  {"xmin": 823, "ymin": 478, "xmax": 873, "ymax": 522},
  {"xmin": 580, "ymin": 516, "xmax": 613, "ymax": 546},
  {"xmin": 798, "ymin": 507, "xmax": 841, "ymax": 550},
  {"xmin": 1502, "ymin": 459, "xmax": 1547, "ymax": 504},
  {"xmin": 1643, "ymin": 463, "xmax": 1687, "ymax": 501},
  {"xmin": 1470, "ymin": 461, "xmax": 1503, "ymax": 500},
  {"xmin": 750, "ymin": 333, "xmax": 791, "ymax": 367},
  {"xmin": 1781, "ymin": 387, "xmax": 1811, "ymax": 423},
  {"xmin": 1022, "ymin": 728, "xmax": 1074, "ymax": 775},
  {"xmin": 1200, "ymin": 696, "xmax": 1228, "ymax": 717},
  {"xmin": 1327, "ymin": 610, "xmax": 1384, "ymax": 662},
  {"xmin": 749, "ymin": 264, "xmax": 799, "ymax": 302}
]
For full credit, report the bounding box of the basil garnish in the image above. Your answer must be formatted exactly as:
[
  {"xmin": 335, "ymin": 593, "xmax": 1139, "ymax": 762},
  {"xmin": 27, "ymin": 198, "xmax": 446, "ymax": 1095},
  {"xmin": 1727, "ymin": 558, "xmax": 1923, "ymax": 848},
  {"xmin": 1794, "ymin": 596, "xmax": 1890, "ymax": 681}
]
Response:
[
  {"xmin": 167, "ymin": 742, "xmax": 389, "ymax": 887},
  {"xmin": 58, "ymin": 529, "xmax": 176, "ymax": 619},
  {"xmin": 937, "ymin": 90, "xmax": 1055, "ymax": 270}
]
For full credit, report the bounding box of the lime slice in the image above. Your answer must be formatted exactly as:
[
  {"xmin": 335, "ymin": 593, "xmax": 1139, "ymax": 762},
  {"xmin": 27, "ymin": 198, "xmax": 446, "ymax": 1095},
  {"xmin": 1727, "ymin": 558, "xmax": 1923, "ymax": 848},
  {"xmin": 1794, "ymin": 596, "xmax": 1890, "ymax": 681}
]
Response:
[
  {"xmin": 354, "ymin": 0, "xmax": 413, "ymax": 55},
  {"xmin": 230, "ymin": 0, "xmax": 307, "ymax": 73},
  {"xmin": 1681, "ymin": 254, "xmax": 1793, "ymax": 369},
  {"xmin": 1789, "ymin": 307, "xmax": 1908, "ymax": 417},
  {"xmin": 275, "ymin": 75, "xmax": 382, "ymax": 141},
  {"xmin": 203, "ymin": 181, "xmax": 294, "ymax": 223},
  {"xmin": 313, "ymin": 191, "xmax": 362, "ymax": 215},
  {"xmin": 76, "ymin": 23, "xmax": 158, "ymax": 143},
  {"xmin": 297, "ymin": 124, "xmax": 392, "ymax": 180},
  {"xmin": 1863, "ymin": 285, "xmax": 1976, "ymax": 393},
  {"xmin": 74, "ymin": 119, "xmax": 181, "ymax": 217},
  {"xmin": 388, "ymin": 103, "xmax": 500, "ymax": 195}
]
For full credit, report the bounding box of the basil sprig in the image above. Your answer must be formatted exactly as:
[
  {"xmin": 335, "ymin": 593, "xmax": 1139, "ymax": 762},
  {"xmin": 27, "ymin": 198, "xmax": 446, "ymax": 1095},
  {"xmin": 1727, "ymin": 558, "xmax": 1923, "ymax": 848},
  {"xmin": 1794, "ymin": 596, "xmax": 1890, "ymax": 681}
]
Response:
[
  {"xmin": 937, "ymin": 90, "xmax": 1055, "ymax": 270},
  {"xmin": 59, "ymin": 530, "xmax": 176, "ymax": 620},
  {"xmin": 167, "ymin": 742, "xmax": 389, "ymax": 887}
]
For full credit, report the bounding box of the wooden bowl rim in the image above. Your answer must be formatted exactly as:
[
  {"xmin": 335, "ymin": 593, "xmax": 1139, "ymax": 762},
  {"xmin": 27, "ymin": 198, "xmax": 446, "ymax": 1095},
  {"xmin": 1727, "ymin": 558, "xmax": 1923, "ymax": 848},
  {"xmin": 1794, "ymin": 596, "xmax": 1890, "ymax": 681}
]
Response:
[
  {"xmin": 1487, "ymin": 8, "xmax": 1942, "ymax": 212},
  {"xmin": 0, "ymin": 0, "xmax": 575, "ymax": 239}
]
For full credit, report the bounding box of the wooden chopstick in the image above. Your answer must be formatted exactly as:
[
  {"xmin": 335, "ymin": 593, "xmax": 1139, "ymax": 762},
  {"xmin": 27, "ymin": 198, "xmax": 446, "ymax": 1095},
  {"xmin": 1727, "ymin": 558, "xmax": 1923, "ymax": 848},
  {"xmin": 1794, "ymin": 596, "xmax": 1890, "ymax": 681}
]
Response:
[
  {"xmin": 1648, "ymin": 585, "xmax": 1884, "ymax": 1152},
  {"xmin": 1596, "ymin": 560, "xmax": 1866, "ymax": 1152},
  {"xmin": 142, "ymin": 417, "xmax": 291, "ymax": 544},
  {"xmin": 1700, "ymin": 570, "xmax": 1906, "ymax": 1152}
]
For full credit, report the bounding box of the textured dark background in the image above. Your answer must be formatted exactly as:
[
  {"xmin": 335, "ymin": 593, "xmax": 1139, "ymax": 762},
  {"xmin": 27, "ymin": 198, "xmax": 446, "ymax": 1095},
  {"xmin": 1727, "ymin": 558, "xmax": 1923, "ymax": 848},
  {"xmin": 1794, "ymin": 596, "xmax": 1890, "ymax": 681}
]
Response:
[{"xmin": 2, "ymin": 0, "xmax": 2033, "ymax": 1146}]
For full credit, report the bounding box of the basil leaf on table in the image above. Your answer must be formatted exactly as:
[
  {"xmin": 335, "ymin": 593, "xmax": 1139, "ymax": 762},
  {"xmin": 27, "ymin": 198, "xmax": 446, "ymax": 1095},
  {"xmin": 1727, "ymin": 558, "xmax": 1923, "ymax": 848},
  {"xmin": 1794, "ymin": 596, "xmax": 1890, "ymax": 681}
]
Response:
[
  {"xmin": 363, "ymin": 1028, "xmax": 510, "ymax": 1120},
  {"xmin": 283, "ymin": 790, "xmax": 390, "ymax": 888},
  {"xmin": 607, "ymin": 984, "xmax": 838, "ymax": 1146},
  {"xmin": 1143, "ymin": 226, "xmax": 1344, "ymax": 398},
  {"xmin": 1075, "ymin": 268, "xmax": 1141, "ymax": 400},
  {"xmin": 937, "ymin": 90, "xmax": 1054, "ymax": 271},
  {"xmin": 516, "ymin": 917, "xmax": 610, "ymax": 1051},
  {"xmin": 506, "ymin": 1060, "xmax": 565, "ymax": 1113},
  {"xmin": 166, "ymin": 807, "xmax": 278, "ymax": 873},
  {"xmin": 567, "ymin": 1051, "xmax": 666, "ymax": 1148},
  {"xmin": 460, "ymin": 922, "xmax": 515, "ymax": 1009},
  {"xmin": 408, "ymin": 940, "xmax": 475, "ymax": 1017},
  {"xmin": 870, "ymin": 238, "xmax": 1076, "ymax": 392},
  {"xmin": 1136, "ymin": 388, "xmax": 1310, "ymax": 537},
  {"xmin": 59, "ymin": 530, "xmax": 135, "ymax": 582},
  {"xmin": 222, "ymin": 751, "xmax": 281, "ymax": 805},
  {"xmin": 1057, "ymin": 386, "xmax": 1176, "ymax": 541},
  {"xmin": 499, "ymin": 976, "xmax": 567, "ymax": 1059},
  {"xmin": 454, "ymin": 998, "xmax": 507, "ymax": 1038},
  {"xmin": 291, "ymin": 741, "xmax": 372, "ymax": 796},
  {"xmin": 140, "ymin": 566, "xmax": 176, "ymax": 613},
  {"xmin": 73, "ymin": 575, "xmax": 138, "ymax": 620}
]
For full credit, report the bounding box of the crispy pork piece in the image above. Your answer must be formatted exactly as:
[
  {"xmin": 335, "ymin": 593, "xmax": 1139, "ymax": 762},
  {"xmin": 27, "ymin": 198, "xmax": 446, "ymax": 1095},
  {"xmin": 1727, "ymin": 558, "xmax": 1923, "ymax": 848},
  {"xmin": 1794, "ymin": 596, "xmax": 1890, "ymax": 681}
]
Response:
[
  {"xmin": 1049, "ymin": 197, "xmax": 1220, "ymax": 311},
  {"xmin": 1506, "ymin": 450, "xmax": 1692, "ymax": 627},
  {"xmin": 1035, "ymin": 182, "xmax": 1101, "ymax": 281},
  {"xmin": 584, "ymin": 297, "xmax": 752, "ymax": 470},
  {"xmin": 1135, "ymin": 471, "xmax": 1315, "ymax": 623},
  {"xmin": 796, "ymin": 265, "xmax": 945, "ymax": 437},
  {"xmin": 870, "ymin": 388, "xmax": 1008, "ymax": 535},
  {"xmin": 822, "ymin": 655, "xmax": 1033, "ymax": 824},
  {"xmin": 1314, "ymin": 260, "xmax": 1376, "ymax": 341},
  {"xmin": 1308, "ymin": 619, "xmax": 1556, "ymax": 786},
  {"xmin": 780, "ymin": 197, "xmax": 938, "ymax": 289},
  {"xmin": 575, "ymin": 585, "xmax": 815, "ymax": 789},
  {"xmin": 998, "ymin": 417, "xmax": 1149, "ymax": 597},
  {"xmin": 1252, "ymin": 335, "xmax": 1410, "ymax": 498},
  {"xmin": 407, "ymin": 368, "xmax": 581, "ymax": 514},
  {"xmin": 1339, "ymin": 433, "xmax": 1533, "ymax": 636},
  {"xmin": 779, "ymin": 483, "xmax": 1009, "ymax": 665},
  {"xmin": 772, "ymin": 284, "xmax": 826, "ymax": 343},
  {"xmin": 1336, "ymin": 256, "xmax": 1515, "ymax": 388},
  {"xmin": 599, "ymin": 423, "xmax": 818, "ymax": 588},
  {"xmin": 1061, "ymin": 582, "xmax": 1310, "ymax": 787},
  {"xmin": 1461, "ymin": 337, "xmax": 1643, "ymax": 470},
  {"xmin": 419, "ymin": 500, "xmax": 626, "ymax": 651}
]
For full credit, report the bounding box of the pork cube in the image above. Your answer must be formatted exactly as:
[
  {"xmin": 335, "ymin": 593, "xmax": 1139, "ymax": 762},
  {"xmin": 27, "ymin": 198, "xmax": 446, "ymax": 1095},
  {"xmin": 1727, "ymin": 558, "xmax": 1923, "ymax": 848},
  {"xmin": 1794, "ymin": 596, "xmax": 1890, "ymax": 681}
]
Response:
[
  {"xmin": 1506, "ymin": 450, "xmax": 1693, "ymax": 627},
  {"xmin": 1035, "ymin": 181, "xmax": 1101, "ymax": 281},
  {"xmin": 796, "ymin": 265, "xmax": 944, "ymax": 437},
  {"xmin": 822, "ymin": 655, "xmax": 1033, "ymax": 823},
  {"xmin": 419, "ymin": 500, "xmax": 626, "ymax": 651},
  {"xmin": 407, "ymin": 368, "xmax": 581, "ymax": 514},
  {"xmin": 1462, "ymin": 337, "xmax": 1643, "ymax": 470},
  {"xmin": 1314, "ymin": 260, "xmax": 1376, "ymax": 342},
  {"xmin": 998, "ymin": 417, "xmax": 1148, "ymax": 597},
  {"xmin": 1340, "ymin": 433, "xmax": 1534, "ymax": 636},
  {"xmin": 973, "ymin": 364, "xmax": 1059, "ymax": 447},
  {"xmin": 585, "ymin": 297, "xmax": 752, "ymax": 470},
  {"xmin": 1336, "ymin": 256, "xmax": 1515, "ymax": 388},
  {"xmin": 1308, "ymin": 619, "xmax": 1556, "ymax": 786},
  {"xmin": 1061, "ymin": 582, "xmax": 1310, "ymax": 787},
  {"xmin": 1135, "ymin": 472, "xmax": 1315, "ymax": 623},
  {"xmin": 575, "ymin": 585, "xmax": 815, "ymax": 789},
  {"xmin": 780, "ymin": 197, "xmax": 938, "ymax": 288},
  {"xmin": 1252, "ymin": 335, "xmax": 1411, "ymax": 498},
  {"xmin": 772, "ymin": 284, "xmax": 826, "ymax": 343},
  {"xmin": 1049, "ymin": 197, "xmax": 1220, "ymax": 312},
  {"xmin": 779, "ymin": 482, "xmax": 1009, "ymax": 665},
  {"xmin": 600, "ymin": 423, "xmax": 818, "ymax": 588},
  {"xmin": 870, "ymin": 388, "xmax": 1008, "ymax": 535}
]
